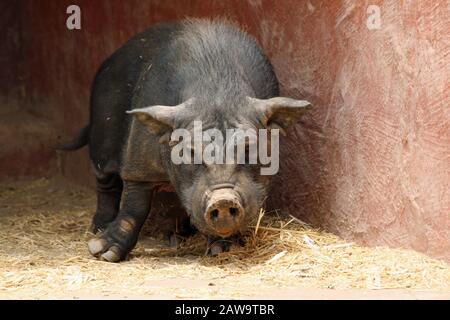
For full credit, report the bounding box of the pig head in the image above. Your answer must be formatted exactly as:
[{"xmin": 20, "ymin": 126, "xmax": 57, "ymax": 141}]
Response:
[{"xmin": 129, "ymin": 96, "xmax": 311, "ymax": 237}]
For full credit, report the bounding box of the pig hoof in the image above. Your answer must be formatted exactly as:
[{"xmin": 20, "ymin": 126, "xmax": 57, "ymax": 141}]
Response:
[
  {"xmin": 87, "ymin": 220, "xmax": 136, "ymax": 262},
  {"xmin": 88, "ymin": 236, "xmax": 128, "ymax": 262},
  {"xmin": 100, "ymin": 247, "xmax": 122, "ymax": 263},
  {"xmin": 169, "ymin": 234, "xmax": 182, "ymax": 248},
  {"xmin": 206, "ymin": 238, "xmax": 232, "ymax": 256},
  {"xmin": 88, "ymin": 238, "xmax": 108, "ymax": 255},
  {"xmin": 163, "ymin": 233, "xmax": 183, "ymax": 248},
  {"xmin": 210, "ymin": 243, "xmax": 226, "ymax": 255}
]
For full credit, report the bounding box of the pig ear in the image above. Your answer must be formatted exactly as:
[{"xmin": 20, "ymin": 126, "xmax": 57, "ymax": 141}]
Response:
[
  {"xmin": 127, "ymin": 99, "xmax": 193, "ymax": 136},
  {"xmin": 247, "ymin": 97, "xmax": 312, "ymax": 129}
]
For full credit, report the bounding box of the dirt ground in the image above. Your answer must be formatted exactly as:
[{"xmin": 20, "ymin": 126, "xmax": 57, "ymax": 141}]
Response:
[{"xmin": 0, "ymin": 178, "xmax": 449, "ymax": 299}]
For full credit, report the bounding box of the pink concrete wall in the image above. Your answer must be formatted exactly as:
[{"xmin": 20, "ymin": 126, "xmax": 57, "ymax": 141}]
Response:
[{"xmin": 1, "ymin": 1, "xmax": 448, "ymax": 261}]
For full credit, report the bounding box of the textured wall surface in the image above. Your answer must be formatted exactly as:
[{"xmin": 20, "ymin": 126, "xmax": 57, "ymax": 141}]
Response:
[{"xmin": 1, "ymin": 0, "xmax": 449, "ymax": 261}]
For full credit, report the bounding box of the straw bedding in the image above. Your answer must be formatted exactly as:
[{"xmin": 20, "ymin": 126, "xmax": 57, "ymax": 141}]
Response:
[{"xmin": 0, "ymin": 178, "xmax": 449, "ymax": 299}]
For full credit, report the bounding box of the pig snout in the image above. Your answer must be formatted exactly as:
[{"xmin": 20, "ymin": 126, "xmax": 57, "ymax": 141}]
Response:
[{"xmin": 204, "ymin": 188, "xmax": 244, "ymax": 237}]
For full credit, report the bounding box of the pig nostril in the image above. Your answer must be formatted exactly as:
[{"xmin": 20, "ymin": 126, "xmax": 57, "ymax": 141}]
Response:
[
  {"xmin": 210, "ymin": 209, "xmax": 219, "ymax": 220},
  {"xmin": 229, "ymin": 207, "xmax": 239, "ymax": 217}
]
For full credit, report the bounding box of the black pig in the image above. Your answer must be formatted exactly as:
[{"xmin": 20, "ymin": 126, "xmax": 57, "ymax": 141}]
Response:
[{"xmin": 61, "ymin": 19, "xmax": 311, "ymax": 262}]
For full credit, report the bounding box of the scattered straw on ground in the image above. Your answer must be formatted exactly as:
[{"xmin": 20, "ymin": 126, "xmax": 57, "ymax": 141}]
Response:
[{"xmin": 0, "ymin": 178, "xmax": 449, "ymax": 299}]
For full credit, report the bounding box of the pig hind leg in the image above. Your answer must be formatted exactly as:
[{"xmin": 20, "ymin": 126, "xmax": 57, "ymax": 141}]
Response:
[{"xmin": 91, "ymin": 174, "xmax": 123, "ymax": 233}]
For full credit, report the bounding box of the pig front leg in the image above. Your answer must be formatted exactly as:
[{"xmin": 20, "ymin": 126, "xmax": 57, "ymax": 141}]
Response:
[{"xmin": 88, "ymin": 180, "xmax": 154, "ymax": 262}]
